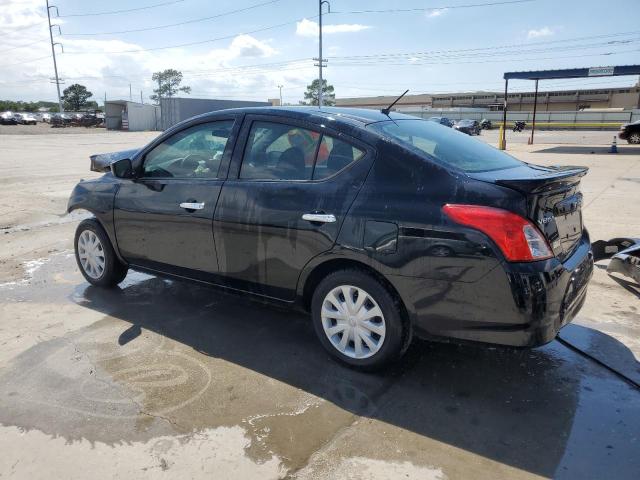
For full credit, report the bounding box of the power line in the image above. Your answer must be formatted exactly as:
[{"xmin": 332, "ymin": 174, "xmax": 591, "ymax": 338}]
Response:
[
  {"xmin": 0, "ymin": 21, "xmax": 47, "ymax": 33},
  {"xmin": 62, "ymin": 0, "xmax": 281, "ymax": 36},
  {"xmin": 328, "ymin": 42, "xmax": 640, "ymax": 65},
  {"xmin": 332, "ymin": 0, "xmax": 535, "ymax": 15},
  {"xmin": 327, "ymin": 31, "xmax": 640, "ymax": 61},
  {"xmin": 59, "ymin": 0, "xmax": 185, "ymax": 18},
  {"xmin": 55, "ymin": 1, "xmax": 563, "ymax": 55},
  {"xmin": 0, "ymin": 39, "xmax": 49, "ymax": 54},
  {"xmin": 181, "ymin": 58, "xmax": 310, "ymax": 74},
  {"xmin": 328, "ymin": 49, "xmax": 640, "ymax": 67},
  {"xmin": 4, "ymin": 55, "xmax": 51, "ymax": 68},
  {"xmin": 62, "ymin": 15, "xmax": 318, "ymax": 54}
]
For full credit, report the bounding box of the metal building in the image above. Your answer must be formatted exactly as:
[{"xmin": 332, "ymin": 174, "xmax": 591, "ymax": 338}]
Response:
[
  {"xmin": 336, "ymin": 85, "xmax": 640, "ymax": 112},
  {"xmin": 104, "ymin": 100, "xmax": 161, "ymax": 131},
  {"xmin": 160, "ymin": 97, "xmax": 271, "ymax": 130}
]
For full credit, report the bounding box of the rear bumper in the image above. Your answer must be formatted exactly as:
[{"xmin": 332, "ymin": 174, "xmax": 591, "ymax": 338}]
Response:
[{"xmin": 394, "ymin": 232, "xmax": 594, "ymax": 348}]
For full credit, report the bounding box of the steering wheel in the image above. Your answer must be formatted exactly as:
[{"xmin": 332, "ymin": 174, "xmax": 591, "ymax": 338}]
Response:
[{"xmin": 182, "ymin": 154, "xmax": 209, "ymax": 166}]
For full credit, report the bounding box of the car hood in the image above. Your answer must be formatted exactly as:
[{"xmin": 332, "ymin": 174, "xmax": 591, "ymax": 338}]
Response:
[{"xmin": 90, "ymin": 148, "xmax": 139, "ymax": 172}]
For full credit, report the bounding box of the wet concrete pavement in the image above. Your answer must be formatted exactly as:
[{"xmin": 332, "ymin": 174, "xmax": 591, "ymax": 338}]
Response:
[{"xmin": 0, "ymin": 253, "xmax": 638, "ymax": 479}]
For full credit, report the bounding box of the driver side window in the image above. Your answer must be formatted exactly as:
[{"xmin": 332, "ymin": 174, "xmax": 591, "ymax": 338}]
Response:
[{"xmin": 142, "ymin": 120, "xmax": 234, "ymax": 179}]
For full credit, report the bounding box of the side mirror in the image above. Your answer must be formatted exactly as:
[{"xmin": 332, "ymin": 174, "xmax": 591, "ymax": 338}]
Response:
[{"xmin": 111, "ymin": 158, "xmax": 134, "ymax": 179}]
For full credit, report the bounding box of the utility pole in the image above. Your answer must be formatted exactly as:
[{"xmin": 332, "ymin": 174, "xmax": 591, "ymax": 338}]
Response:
[
  {"xmin": 140, "ymin": 91, "xmax": 143, "ymax": 104},
  {"xmin": 277, "ymin": 84, "xmax": 283, "ymax": 106},
  {"xmin": 314, "ymin": 1, "xmax": 330, "ymax": 107},
  {"xmin": 157, "ymin": 77, "xmax": 162, "ymax": 105},
  {"xmin": 46, "ymin": 0, "xmax": 64, "ymax": 113},
  {"xmin": 129, "ymin": 83, "xmax": 132, "ymax": 101}
]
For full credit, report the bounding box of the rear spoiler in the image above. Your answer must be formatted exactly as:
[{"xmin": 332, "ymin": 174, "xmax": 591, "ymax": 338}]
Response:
[
  {"xmin": 90, "ymin": 148, "xmax": 139, "ymax": 173},
  {"xmin": 495, "ymin": 166, "xmax": 588, "ymax": 194}
]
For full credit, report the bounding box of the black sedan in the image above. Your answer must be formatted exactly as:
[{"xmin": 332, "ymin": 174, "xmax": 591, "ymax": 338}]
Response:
[
  {"xmin": 0, "ymin": 112, "xmax": 18, "ymax": 125},
  {"xmin": 454, "ymin": 119, "xmax": 481, "ymax": 135},
  {"xmin": 618, "ymin": 119, "xmax": 640, "ymax": 144},
  {"xmin": 68, "ymin": 107, "xmax": 592, "ymax": 369},
  {"xmin": 428, "ymin": 116, "xmax": 454, "ymax": 127}
]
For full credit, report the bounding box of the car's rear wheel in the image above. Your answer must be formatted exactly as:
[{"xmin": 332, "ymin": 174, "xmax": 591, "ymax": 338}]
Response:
[
  {"xmin": 311, "ymin": 269, "xmax": 409, "ymax": 370},
  {"xmin": 74, "ymin": 219, "xmax": 128, "ymax": 287},
  {"xmin": 628, "ymin": 132, "xmax": 640, "ymax": 144}
]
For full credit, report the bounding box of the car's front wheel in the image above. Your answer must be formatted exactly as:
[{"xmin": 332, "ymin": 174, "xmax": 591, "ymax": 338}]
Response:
[
  {"xmin": 628, "ymin": 132, "xmax": 640, "ymax": 144},
  {"xmin": 74, "ymin": 219, "xmax": 128, "ymax": 287},
  {"xmin": 311, "ymin": 269, "xmax": 409, "ymax": 370}
]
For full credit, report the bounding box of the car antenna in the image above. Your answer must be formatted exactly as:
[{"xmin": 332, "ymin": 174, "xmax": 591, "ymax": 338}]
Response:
[{"xmin": 381, "ymin": 89, "xmax": 409, "ymax": 116}]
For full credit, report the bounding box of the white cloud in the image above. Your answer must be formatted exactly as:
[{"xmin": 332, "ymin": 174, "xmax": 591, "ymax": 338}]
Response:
[
  {"xmin": 527, "ymin": 27, "xmax": 554, "ymax": 39},
  {"xmin": 427, "ymin": 8, "xmax": 448, "ymax": 18},
  {"xmin": 225, "ymin": 34, "xmax": 277, "ymax": 58},
  {"xmin": 0, "ymin": 0, "xmax": 45, "ymax": 31},
  {"xmin": 295, "ymin": 18, "xmax": 371, "ymax": 38},
  {"xmin": 0, "ymin": 0, "xmax": 304, "ymax": 103}
]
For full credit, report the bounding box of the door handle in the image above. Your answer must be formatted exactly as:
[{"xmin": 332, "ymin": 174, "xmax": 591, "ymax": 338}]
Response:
[
  {"xmin": 180, "ymin": 202, "xmax": 205, "ymax": 210},
  {"xmin": 302, "ymin": 213, "xmax": 336, "ymax": 223}
]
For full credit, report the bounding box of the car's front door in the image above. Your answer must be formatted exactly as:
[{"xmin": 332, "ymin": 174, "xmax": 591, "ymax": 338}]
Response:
[
  {"xmin": 114, "ymin": 117, "xmax": 239, "ymax": 276},
  {"xmin": 213, "ymin": 115, "xmax": 374, "ymax": 300}
]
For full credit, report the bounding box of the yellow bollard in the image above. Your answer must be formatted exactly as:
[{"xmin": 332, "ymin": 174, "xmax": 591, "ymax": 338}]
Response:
[{"xmin": 498, "ymin": 124, "xmax": 505, "ymax": 150}]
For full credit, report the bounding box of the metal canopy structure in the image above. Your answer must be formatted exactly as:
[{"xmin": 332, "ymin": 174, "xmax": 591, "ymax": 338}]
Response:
[{"xmin": 499, "ymin": 64, "xmax": 640, "ymax": 149}]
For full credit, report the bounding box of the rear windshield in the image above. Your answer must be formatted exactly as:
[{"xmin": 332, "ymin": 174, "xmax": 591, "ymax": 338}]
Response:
[{"xmin": 368, "ymin": 119, "xmax": 523, "ymax": 173}]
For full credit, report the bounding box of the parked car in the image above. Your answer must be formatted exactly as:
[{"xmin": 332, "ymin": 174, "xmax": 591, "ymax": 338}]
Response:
[
  {"xmin": 51, "ymin": 113, "xmax": 72, "ymax": 127},
  {"xmin": 41, "ymin": 113, "xmax": 52, "ymax": 123},
  {"xmin": 618, "ymin": 120, "xmax": 640, "ymax": 144},
  {"xmin": 13, "ymin": 113, "xmax": 37, "ymax": 125},
  {"xmin": 0, "ymin": 112, "xmax": 18, "ymax": 125},
  {"xmin": 68, "ymin": 107, "xmax": 593, "ymax": 369},
  {"xmin": 480, "ymin": 119, "xmax": 493, "ymax": 130},
  {"xmin": 428, "ymin": 117, "xmax": 454, "ymax": 127},
  {"xmin": 453, "ymin": 119, "xmax": 481, "ymax": 135}
]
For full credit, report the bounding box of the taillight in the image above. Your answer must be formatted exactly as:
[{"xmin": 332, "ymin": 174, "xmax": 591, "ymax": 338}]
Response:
[{"xmin": 442, "ymin": 204, "xmax": 553, "ymax": 262}]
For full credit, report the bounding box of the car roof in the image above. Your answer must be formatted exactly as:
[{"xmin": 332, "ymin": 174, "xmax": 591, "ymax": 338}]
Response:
[{"xmin": 201, "ymin": 106, "xmax": 417, "ymax": 127}]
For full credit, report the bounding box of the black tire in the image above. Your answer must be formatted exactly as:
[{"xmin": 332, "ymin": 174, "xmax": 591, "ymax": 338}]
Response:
[
  {"xmin": 311, "ymin": 269, "xmax": 410, "ymax": 371},
  {"xmin": 628, "ymin": 132, "xmax": 640, "ymax": 145},
  {"xmin": 74, "ymin": 218, "xmax": 128, "ymax": 287}
]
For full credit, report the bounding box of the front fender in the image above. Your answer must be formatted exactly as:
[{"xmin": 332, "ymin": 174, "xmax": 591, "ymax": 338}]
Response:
[{"xmin": 68, "ymin": 176, "xmax": 125, "ymax": 263}]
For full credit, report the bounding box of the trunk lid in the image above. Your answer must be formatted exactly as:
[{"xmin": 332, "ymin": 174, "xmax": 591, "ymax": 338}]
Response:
[{"xmin": 469, "ymin": 163, "xmax": 588, "ymax": 261}]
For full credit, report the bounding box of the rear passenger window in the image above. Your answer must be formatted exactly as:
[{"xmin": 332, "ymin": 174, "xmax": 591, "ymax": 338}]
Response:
[
  {"xmin": 313, "ymin": 136, "xmax": 365, "ymax": 180},
  {"xmin": 240, "ymin": 122, "xmax": 320, "ymax": 180}
]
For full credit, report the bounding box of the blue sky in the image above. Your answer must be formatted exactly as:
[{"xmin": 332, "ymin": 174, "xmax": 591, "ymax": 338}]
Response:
[{"xmin": 2, "ymin": 0, "xmax": 639, "ymax": 104}]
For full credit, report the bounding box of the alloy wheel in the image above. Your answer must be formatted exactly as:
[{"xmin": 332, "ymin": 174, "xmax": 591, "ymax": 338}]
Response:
[{"xmin": 321, "ymin": 285, "xmax": 386, "ymax": 359}]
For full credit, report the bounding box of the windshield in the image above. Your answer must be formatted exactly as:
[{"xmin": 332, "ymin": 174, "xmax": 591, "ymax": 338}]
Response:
[{"xmin": 368, "ymin": 119, "xmax": 523, "ymax": 173}]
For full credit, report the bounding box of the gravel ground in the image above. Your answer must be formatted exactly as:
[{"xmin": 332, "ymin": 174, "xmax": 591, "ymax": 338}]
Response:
[{"xmin": 0, "ymin": 123, "xmax": 109, "ymax": 135}]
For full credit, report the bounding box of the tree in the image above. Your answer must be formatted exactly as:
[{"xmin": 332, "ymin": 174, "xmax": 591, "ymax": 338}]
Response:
[
  {"xmin": 0, "ymin": 100, "xmax": 60, "ymax": 112},
  {"xmin": 150, "ymin": 69, "xmax": 191, "ymax": 103},
  {"xmin": 61, "ymin": 84, "xmax": 93, "ymax": 111},
  {"xmin": 301, "ymin": 79, "xmax": 335, "ymax": 106}
]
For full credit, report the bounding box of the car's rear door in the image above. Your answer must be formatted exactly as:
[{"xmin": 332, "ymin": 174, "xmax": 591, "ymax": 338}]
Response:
[
  {"xmin": 213, "ymin": 115, "xmax": 374, "ymax": 300},
  {"xmin": 114, "ymin": 116, "xmax": 240, "ymax": 276}
]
